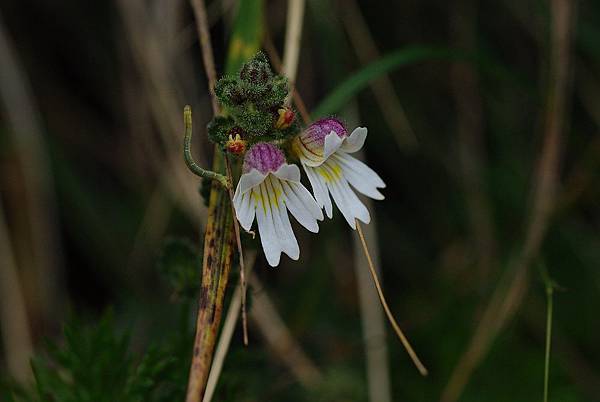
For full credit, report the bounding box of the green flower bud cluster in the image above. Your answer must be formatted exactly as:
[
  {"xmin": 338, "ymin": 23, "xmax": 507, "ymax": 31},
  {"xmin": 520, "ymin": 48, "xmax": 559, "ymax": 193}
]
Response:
[{"xmin": 208, "ymin": 52, "xmax": 300, "ymax": 155}]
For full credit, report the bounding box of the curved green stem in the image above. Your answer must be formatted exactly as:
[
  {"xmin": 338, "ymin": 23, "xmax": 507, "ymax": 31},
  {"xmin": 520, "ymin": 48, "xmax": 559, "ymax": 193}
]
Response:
[{"xmin": 183, "ymin": 105, "xmax": 230, "ymax": 188}]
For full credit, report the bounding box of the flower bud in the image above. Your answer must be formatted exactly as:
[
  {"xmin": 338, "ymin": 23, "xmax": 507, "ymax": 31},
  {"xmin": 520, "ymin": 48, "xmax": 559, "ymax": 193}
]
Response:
[
  {"xmin": 239, "ymin": 52, "xmax": 272, "ymax": 84},
  {"xmin": 225, "ymin": 127, "xmax": 247, "ymax": 155},
  {"xmin": 274, "ymin": 107, "xmax": 295, "ymax": 129}
]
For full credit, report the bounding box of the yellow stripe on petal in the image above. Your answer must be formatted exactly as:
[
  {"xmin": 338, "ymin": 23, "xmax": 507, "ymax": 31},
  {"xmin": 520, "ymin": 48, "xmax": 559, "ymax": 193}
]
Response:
[
  {"xmin": 265, "ymin": 177, "xmax": 282, "ymax": 209},
  {"xmin": 317, "ymin": 162, "xmax": 342, "ymax": 183},
  {"xmin": 252, "ymin": 187, "xmax": 266, "ymax": 215}
]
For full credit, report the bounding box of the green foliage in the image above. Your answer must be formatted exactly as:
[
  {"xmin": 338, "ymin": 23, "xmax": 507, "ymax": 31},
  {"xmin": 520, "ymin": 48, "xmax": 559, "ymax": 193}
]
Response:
[
  {"xmin": 207, "ymin": 116, "xmax": 236, "ymax": 150},
  {"xmin": 211, "ymin": 52, "xmax": 299, "ymax": 151},
  {"xmin": 2, "ymin": 238, "xmax": 202, "ymax": 402},
  {"xmin": 4, "ymin": 314, "xmax": 185, "ymax": 402},
  {"xmin": 157, "ymin": 238, "xmax": 201, "ymax": 301}
]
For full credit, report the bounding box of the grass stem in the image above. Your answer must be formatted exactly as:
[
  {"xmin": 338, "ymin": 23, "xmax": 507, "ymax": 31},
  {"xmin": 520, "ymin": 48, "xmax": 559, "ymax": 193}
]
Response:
[{"xmin": 356, "ymin": 221, "xmax": 428, "ymax": 376}]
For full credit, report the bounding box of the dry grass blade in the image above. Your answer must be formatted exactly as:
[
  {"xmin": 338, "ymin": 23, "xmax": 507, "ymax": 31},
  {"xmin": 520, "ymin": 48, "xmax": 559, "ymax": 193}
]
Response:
[
  {"xmin": 190, "ymin": 0, "xmax": 219, "ymax": 114},
  {"xmin": 118, "ymin": 0, "xmax": 207, "ymax": 226},
  {"xmin": 0, "ymin": 199, "xmax": 34, "ymax": 383},
  {"xmin": 282, "ymin": 0, "xmax": 306, "ymax": 85},
  {"xmin": 250, "ymin": 273, "xmax": 323, "ymax": 387},
  {"xmin": 0, "ymin": 11, "xmax": 65, "ymax": 325},
  {"xmin": 356, "ymin": 221, "xmax": 428, "ymax": 376},
  {"xmin": 440, "ymin": 1, "xmax": 577, "ymax": 401},
  {"xmin": 263, "ymin": 31, "xmax": 311, "ymax": 123}
]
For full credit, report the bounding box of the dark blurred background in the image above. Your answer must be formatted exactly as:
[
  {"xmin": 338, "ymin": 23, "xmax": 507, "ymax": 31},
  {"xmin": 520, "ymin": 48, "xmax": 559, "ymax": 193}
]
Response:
[{"xmin": 0, "ymin": 0, "xmax": 599, "ymax": 401}]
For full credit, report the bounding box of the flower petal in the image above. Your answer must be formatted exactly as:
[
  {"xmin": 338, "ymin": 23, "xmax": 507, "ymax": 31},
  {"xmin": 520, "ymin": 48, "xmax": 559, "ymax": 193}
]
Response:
[
  {"xmin": 323, "ymin": 131, "xmax": 344, "ymax": 159},
  {"xmin": 293, "ymin": 136, "xmax": 324, "ymax": 167},
  {"xmin": 334, "ymin": 152, "xmax": 385, "ymax": 199},
  {"xmin": 266, "ymin": 177, "xmax": 299, "ymax": 260},
  {"xmin": 281, "ymin": 180, "xmax": 322, "ymax": 233},
  {"xmin": 322, "ymin": 160, "xmax": 370, "ymax": 228},
  {"xmin": 340, "ymin": 127, "xmax": 367, "ymax": 153},
  {"xmin": 238, "ymin": 169, "xmax": 267, "ymax": 194},
  {"xmin": 303, "ymin": 163, "xmax": 333, "ymax": 218},
  {"xmin": 233, "ymin": 184, "xmax": 255, "ymax": 231},
  {"xmin": 255, "ymin": 182, "xmax": 281, "ymax": 267},
  {"xmin": 273, "ymin": 163, "xmax": 301, "ymax": 183}
]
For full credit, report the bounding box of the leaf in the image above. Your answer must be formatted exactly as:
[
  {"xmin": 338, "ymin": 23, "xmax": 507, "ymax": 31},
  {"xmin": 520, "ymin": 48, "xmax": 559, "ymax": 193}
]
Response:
[
  {"xmin": 311, "ymin": 46, "xmax": 453, "ymax": 118},
  {"xmin": 310, "ymin": 45, "xmax": 529, "ymax": 119},
  {"xmin": 12, "ymin": 312, "xmax": 189, "ymax": 402},
  {"xmin": 225, "ymin": 0, "xmax": 264, "ymax": 76}
]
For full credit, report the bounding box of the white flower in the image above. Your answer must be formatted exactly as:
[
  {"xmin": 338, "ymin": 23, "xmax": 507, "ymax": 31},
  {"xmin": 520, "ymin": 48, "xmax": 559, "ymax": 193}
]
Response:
[
  {"xmin": 292, "ymin": 117, "xmax": 385, "ymax": 229},
  {"xmin": 233, "ymin": 142, "xmax": 324, "ymax": 267}
]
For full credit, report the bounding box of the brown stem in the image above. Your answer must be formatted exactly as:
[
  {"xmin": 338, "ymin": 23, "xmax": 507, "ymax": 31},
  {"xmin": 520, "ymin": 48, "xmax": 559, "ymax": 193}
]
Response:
[
  {"xmin": 263, "ymin": 32, "xmax": 311, "ymax": 124},
  {"xmin": 190, "ymin": 0, "xmax": 220, "ymax": 115},
  {"xmin": 186, "ymin": 178, "xmax": 234, "ymax": 402},
  {"xmin": 441, "ymin": 1, "xmax": 577, "ymax": 401},
  {"xmin": 450, "ymin": 0, "xmax": 496, "ymax": 287},
  {"xmin": 185, "ymin": 1, "xmax": 236, "ymax": 401},
  {"xmin": 191, "ymin": 0, "xmax": 248, "ymax": 347}
]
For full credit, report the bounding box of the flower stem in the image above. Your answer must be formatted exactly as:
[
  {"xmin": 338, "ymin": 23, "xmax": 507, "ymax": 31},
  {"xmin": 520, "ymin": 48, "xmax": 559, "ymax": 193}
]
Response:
[
  {"xmin": 356, "ymin": 220, "xmax": 428, "ymax": 376},
  {"xmin": 183, "ymin": 105, "xmax": 229, "ymax": 188},
  {"xmin": 224, "ymin": 155, "xmax": 249, "ymax": 345}
]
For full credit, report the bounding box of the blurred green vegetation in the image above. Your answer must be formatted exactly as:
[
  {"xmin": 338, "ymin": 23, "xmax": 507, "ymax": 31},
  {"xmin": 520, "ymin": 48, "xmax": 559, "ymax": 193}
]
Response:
[{"xmin": 1, "ymin": 0, "xmax": 599, "ymax": 402}]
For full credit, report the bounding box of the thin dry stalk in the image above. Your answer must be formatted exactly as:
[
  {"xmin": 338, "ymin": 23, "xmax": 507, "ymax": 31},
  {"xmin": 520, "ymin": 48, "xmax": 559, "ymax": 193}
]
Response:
[
  {"xmin": 450, "ymin": 0, "xmax": 496, "ymax": 287},
  {"xmin": 441, "ymin": 2, "xmax": 577, "ymax": 401},
  {"xmin": 339, "ymin": 0, "xmax": 417, "ymax": 149},
  {"xmin": 0, "ymin": 12, "xmax": 65, "ymax": 325},
  {"xmin": 263, "ymin": 33, "xmax": 311, "ymax": 123},
  {"xmin": 190, "ymin": 0, "xmax": 220, "ymax": 114},
  {"xmin": 224, "ymin": 156, "xmax": 249, "ymax": 345},
  {"xmin": 0, "ymin": 199, "xmax": 34, "ymax": 383},
  {"xmin": 282, "ymin": 0, "xmax": 306, "ymax": 86},
  {"xmin": 352, "ymin": 193, "xmax": 392, "ymax": 402},
  {"xmin": 356, "ymin": 221, "xmax": 428, "ymax": 376},
  {"xmin": 249, "ymin": 273, "xmax": 323, "ymax": 387},
  {"xmin": 118, "ymin": 0, "xmax": 206, "ymax": 225},
  {"xmin": 343, "ymin": 104, "xmax": 391, "ymax": 402}
]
